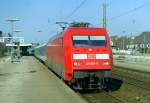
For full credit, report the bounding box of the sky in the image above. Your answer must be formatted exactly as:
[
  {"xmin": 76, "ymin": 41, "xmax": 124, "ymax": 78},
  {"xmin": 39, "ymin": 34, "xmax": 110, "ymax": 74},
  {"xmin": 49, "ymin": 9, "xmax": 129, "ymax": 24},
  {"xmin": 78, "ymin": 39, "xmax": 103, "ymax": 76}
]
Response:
[{"xmin": 0, "ymin": 0, "xmax": 150, "ymax": 43}]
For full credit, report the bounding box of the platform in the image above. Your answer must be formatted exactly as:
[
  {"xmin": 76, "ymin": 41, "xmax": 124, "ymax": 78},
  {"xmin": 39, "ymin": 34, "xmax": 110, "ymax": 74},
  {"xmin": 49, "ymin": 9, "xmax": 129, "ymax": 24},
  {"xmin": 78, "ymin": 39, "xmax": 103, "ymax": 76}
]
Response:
[
  {"xmin": 0, "ymin": 56, "xmax": 87, "ymax": 103},
  {"xmin": 0, "ymin": 56, "xmax": 10, "ymax": 62}
]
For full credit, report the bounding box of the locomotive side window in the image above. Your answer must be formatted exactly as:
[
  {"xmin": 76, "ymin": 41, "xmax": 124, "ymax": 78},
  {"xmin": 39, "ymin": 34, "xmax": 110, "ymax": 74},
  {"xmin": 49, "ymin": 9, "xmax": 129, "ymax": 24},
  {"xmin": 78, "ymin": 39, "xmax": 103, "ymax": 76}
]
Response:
[{"xmin": 73, "ymin": 35, "xmax": 106, "ymax": 46}]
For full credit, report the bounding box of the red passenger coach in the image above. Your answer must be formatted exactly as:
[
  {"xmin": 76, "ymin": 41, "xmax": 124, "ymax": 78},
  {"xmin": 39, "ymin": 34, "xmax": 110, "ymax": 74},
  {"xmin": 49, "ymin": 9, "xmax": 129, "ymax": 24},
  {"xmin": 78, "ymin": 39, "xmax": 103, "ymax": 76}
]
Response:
[{"xmin": 46, "ymin": 23, "xmax": 113, "ymax": 89}]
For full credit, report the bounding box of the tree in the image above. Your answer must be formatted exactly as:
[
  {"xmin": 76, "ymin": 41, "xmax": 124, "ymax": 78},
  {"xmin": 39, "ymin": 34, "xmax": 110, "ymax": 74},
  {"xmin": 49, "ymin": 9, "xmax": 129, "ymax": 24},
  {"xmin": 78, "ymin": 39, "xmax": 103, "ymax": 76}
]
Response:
[
  {"xmin": 0, "ymin": 30, "xmax": 2, "ymax": 37},
  {"xmin": 0, "ymin": 43, "xmax": 7, "ymax": 57},
  {"xmin": 0, "ymin": 31, "xmax": 8, "ymax": 57}
]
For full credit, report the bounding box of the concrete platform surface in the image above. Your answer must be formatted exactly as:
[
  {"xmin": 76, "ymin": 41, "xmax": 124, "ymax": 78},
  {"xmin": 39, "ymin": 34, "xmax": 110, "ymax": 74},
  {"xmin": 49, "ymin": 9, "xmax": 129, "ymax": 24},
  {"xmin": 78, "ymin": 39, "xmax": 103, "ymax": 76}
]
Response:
[
  {"xmin": 0, "ymin": 56, "xmax": 11, "ymax": 62},
  {"xmin": 0, "ymin": 56, "xmax": 87, "ymax": 103}
]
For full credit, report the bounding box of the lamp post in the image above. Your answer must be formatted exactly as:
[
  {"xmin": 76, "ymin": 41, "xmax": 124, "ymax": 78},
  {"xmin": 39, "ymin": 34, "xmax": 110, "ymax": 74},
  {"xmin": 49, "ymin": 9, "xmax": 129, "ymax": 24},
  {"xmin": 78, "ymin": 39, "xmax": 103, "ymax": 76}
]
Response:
[
  {"xmin": 6, "ymin": 18, "xmax": 20, "ymax": 62},
  {"xmin": 14, "ymin": 30, "xmax": 22, "ymax": 60},
  {"xmin": 143, "ymin": 34, "xmax": 146, "ymax": 54},
  {"xmin": 102, "ymin": 0, "xmax": 107, "ymax": 28},
  {"xmin": 6, "ymin": 19, "xmax": 20, "ymax": 37},
  {"xmin": 122, "ymin": 31, "xmax": 126, "ymax": 50},
  {"xmin": 14, "ymin": 30, "xmax": 21, "ymax": 37}
]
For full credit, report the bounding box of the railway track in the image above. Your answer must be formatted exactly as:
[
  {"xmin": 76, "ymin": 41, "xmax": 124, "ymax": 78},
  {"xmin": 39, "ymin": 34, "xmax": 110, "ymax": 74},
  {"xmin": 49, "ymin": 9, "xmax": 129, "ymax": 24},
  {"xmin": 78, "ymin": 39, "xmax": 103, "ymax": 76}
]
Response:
[
  {"xmin": 81, "ymin": 91, "xmax": 128, "ymax": 103},
  {"xmin": 112, "ymin": 73, "xmax": 150, "ymax": 90},
  {"xmin": 80, "ymin": 76, "xmax": 150, "ymax": 103},
  {"xmin": 112, "ymin": 67, "xmax": 150, "ymax": 91},
  {"xmin": 80, "ymin": 66, "xmax": 150, "ymax": 103}
]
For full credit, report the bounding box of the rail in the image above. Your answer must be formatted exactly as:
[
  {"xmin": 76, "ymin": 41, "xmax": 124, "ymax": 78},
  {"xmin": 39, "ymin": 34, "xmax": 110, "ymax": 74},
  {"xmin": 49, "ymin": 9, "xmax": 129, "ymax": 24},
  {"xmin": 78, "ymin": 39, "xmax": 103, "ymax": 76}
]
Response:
[
  {"xmin": 81, "ymin": 91, "xmax": 128, "ymax": 103},
  {"xmin": 112, "ymin": 72, "xmax": 150, "ymax": 90}
]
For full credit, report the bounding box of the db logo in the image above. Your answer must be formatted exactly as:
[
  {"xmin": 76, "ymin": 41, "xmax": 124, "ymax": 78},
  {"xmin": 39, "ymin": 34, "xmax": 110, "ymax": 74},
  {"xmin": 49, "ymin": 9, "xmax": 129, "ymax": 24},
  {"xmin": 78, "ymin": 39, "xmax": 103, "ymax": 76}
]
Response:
[{"xmin": 87, "ymin": 54, "xmax": 95, "ymax": 59}]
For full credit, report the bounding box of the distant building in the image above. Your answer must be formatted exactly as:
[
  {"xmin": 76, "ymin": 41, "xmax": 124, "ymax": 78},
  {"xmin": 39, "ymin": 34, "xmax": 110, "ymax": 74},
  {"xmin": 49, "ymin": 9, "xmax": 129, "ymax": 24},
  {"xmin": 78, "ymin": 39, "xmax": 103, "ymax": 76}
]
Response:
[{"xmin": 110, "ymin": 32, "xmax": 150, "ymax": 53}]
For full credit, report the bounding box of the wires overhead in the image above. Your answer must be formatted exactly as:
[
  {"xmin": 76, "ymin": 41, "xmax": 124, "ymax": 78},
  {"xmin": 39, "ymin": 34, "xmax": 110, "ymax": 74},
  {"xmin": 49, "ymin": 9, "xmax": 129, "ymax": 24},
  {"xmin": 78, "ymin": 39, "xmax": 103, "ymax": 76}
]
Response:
[
  {"xmin": 109, "ymin": 1, "xmax": 150, "ymax": 21},
  {"xmin": 64, "ymin": 0, "xmax": 88, "ymax": 20}
]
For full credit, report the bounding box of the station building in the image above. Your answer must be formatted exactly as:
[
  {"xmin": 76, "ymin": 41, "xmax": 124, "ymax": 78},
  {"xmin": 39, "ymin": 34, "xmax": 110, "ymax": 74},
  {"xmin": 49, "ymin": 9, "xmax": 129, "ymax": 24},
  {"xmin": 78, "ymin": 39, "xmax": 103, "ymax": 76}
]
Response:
[
  {"xmin": 110, "ymin": 31, "xmax": 150, "ymax": 53},
  {"xmin": 0, "ymin": 32, "xmax": 33, "ymax": 56}
]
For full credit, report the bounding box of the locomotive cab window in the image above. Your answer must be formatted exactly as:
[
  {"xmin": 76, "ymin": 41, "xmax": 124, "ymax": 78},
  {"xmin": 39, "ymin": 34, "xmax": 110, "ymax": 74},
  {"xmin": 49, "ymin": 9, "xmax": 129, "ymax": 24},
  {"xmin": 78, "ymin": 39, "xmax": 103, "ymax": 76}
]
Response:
[
  {"xmin": 73, "ymin": 36, "xmax": 89, "ymax": 46},
  {"xmin": 73, "ymin": 35, "xmax": 106, "ymax": 46}
]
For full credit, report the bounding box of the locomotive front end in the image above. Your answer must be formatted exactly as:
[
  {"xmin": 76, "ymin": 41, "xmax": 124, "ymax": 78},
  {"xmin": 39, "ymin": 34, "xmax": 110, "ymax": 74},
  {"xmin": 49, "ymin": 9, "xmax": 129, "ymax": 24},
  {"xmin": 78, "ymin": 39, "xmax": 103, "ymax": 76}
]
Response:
[{"xmin": 64, "ymin": 27, "xmax": 113, "ymax": 90}]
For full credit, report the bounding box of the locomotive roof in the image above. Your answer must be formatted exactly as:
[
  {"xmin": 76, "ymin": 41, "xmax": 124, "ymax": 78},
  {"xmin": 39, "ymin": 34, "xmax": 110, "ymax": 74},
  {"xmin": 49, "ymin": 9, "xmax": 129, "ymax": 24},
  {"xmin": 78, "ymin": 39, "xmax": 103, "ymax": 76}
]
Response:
[
  {"xmin": 47, "ymin": 27, "xmax": 106, "ymax": 44},
  {"xmin": 47, "ymin": 32, "xmax": 63, "ymax": 44}
]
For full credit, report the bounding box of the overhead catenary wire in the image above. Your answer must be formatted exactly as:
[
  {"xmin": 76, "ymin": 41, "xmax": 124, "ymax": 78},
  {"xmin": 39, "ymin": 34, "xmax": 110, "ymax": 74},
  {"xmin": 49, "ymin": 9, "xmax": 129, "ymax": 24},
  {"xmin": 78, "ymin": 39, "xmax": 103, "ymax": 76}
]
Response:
[
  {"xmin": 64, "ymin": 0, "xmax": 88, "ymax": 20},
  {"xmin": 109, "ymin": 1, "xmax": 150, "ymax": 21},
  {"xmin": 48, "ymin": 0, "xmax": 88, "ymax": 31}
]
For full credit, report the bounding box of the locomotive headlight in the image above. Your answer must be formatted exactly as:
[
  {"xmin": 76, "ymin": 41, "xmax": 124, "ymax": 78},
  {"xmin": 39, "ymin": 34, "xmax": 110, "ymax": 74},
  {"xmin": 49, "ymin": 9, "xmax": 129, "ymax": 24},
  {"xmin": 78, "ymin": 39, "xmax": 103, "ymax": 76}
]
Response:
[
  {"xmin": 74, "ymin": 62, "xmax": 80, "ymax": 66},
  {"xmin": 96, "ymin": 54, "xmax": 109, "ymax": 59},
  {"xmin": 73, "ymin": 54, "xmax": 87, "ymax": 59},
  {"xmin": 74, "ymin": 62, "xmax": 78, "ymax": 65},
  {"xmin": 102, "ymin": 62, "xmax": 109, "ymax": 65}
]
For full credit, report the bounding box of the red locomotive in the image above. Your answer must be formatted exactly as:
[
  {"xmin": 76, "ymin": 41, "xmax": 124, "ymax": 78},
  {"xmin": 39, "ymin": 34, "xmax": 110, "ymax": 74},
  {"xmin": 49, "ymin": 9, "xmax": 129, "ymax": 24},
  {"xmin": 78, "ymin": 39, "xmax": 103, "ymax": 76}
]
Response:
[{"xmin": 36, "ymin": 22, "xmax": 113, "ymax": 89}]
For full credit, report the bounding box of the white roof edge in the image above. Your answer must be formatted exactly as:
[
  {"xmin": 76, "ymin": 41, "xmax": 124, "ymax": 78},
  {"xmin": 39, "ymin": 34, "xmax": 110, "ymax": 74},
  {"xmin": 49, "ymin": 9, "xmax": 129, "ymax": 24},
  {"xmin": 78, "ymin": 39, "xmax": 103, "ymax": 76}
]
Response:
[{"xmin": 6, "ymin": 43, "xmax": 32, "ymax": 47}]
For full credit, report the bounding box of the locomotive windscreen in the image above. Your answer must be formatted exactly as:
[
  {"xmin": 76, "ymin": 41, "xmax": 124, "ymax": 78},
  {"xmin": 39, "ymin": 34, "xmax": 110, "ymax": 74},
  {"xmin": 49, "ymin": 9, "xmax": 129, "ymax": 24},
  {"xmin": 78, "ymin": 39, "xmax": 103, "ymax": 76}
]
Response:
[{"xmin": 73, "ymin": 35, "xmax": 106, "ymax": 46}]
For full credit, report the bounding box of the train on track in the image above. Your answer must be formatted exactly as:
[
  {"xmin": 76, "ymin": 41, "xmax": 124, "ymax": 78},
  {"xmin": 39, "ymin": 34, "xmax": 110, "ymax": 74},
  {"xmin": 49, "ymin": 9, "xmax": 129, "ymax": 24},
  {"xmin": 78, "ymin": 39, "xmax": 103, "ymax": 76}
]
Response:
[{"xmin": 34, "ymin": 22, "xmax": 113, "ymax": 90}]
